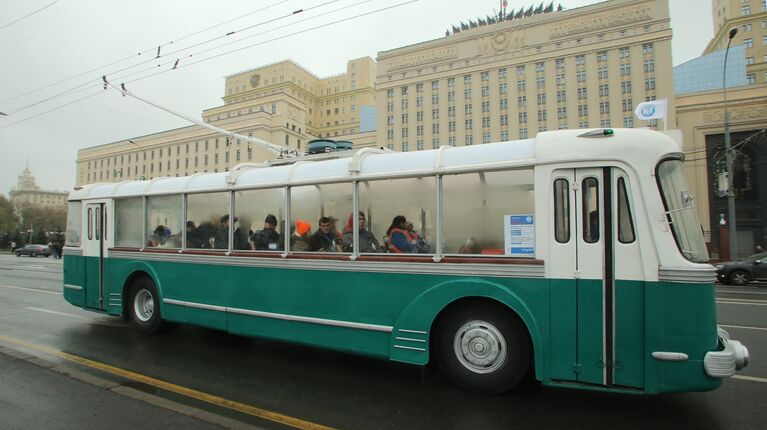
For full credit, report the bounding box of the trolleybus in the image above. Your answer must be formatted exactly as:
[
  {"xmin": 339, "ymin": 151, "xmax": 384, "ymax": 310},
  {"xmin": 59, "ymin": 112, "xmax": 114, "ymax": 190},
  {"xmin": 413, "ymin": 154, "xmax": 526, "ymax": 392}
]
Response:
[{"xmin": 63, "ymin": 128, "xmax": 749, "ymax": 393}]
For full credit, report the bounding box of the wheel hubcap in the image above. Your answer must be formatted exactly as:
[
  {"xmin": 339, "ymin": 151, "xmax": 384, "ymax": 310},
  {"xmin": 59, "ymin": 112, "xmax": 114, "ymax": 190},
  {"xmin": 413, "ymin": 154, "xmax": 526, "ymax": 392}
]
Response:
[
  {"xmin": 453, "ymin": 320, "xmax": 507, "ymax": 374},
  {"xmin": 133, "ymin": 288, "xmax": 154, "ymax": 322},
  {"xmin": 733, "ymin": 273, "xmax": 747, "ymax": 283}
]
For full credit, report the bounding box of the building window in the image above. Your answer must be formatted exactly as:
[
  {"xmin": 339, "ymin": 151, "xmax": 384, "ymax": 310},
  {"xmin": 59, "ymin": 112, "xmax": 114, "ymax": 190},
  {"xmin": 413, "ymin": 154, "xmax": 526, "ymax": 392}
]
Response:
[
  {"xmin": 482, "ymin": 117, "xmax": 491, "ymax": 128},
  {"xmin": 402, "ymin": 86, "xmax": 409, "ymax": 95},
  {"xmin": 600, "ymin": 102, "xmax": 610, "ymax": 114},
  {"xmin": 535, "ymin": 62, "xmax": 545, "ymax": 72},
  {"xmin": 517, "ymin": 80, "xmax": 526, "ymax": 91},
  {"xmin": 416, "ymin": 96, "xmax": 423, "ymax": 107},
  {"xmin": 416, "ymin": 83, "xmax": 423, "ymax": 93},
  {"xmin": 481, "ymin": 71, "xmax": 489, "ymax": 81},
  {"xmin": 621, "ymin": 81, "xmax": 632, "ymax": 94},
  {"xmin": 557, "ymin": 107, "xmax": 567, "ymax": 120},
  {"xmin": 537, "ymin": 93, "xmax": 546, "ymax": 105},
  {"xmin": 519, "ymin": 112, "xmax": 528, "ymax": 123},
  {"xmin": 747, "ymin": 57, "xmax": 754, "ymax": 65},
  {"xmin": 643, "ymin": 59, "xmax": 655, "ymax": 72},
  {"xmin": 620, "ymin": 63, "xmax": 631, "ymax": 76},
  {"xmin": 498, "ymin": 68, "xmax": 507, "ymax": 79},
  {"xmin": 465, "ymin": 134, "xmax": 473, "ymax": 145},
  {"xmin": 448, "ymin": 77, "xmax": 455, "ymax": 87},
  {"xmin": 747, "ymin": 73, "xmax": 756, "ymax": 84},
  {"xmin": 575, "ymin": 55, "xmax": 585, "ymax": 66},
  {"xmin": 742, "ymin": 4, "xmax": 751, "ymax": 14},
  {"xmin": 517, "ymin": 96, "xmax": 526, "ymax": 108},
  {"xmin": 599, "ymin": 84, "xmax": 609, "ymax": 97},
  {"xmin": 576, "ymin": 70, "xmax": 586, "ymax": 82},
  {"xmin": 464, "ymin": 88, "xmax": 472, "ymax": 99},
  {"xmin": 432, "ymin": 94, "xmax": 439, "ymax": 104},
  {"xmin": 577, "ymin": 87, "xmax": 587, "ymax": 99},
  {"xmin": 387, "ymin": 89, "xmax": 393, "ymax": 98},
  {"xmin": 448, "ymin": 106, "xmax": 455, "ymax": 117},
  {"xmin": 402, "ymin": 127, "xmax": 409, "ymax": 138},
  {"xmin": 600, "ymin": 119, "xmax": 611, "ymax": 128},
  {"xmin": 417, "ymin": 111, "xmax": 424, "ymax": 121},
  {"xmin": 645, "ymin": 78, "xmax": 656, "ymax": 90},
  {"xmin": 622, "ymin": 98, "xmax": 633, "ymax": 112},
  {"xmin": 556, "ymin": 90, "xmax": 566, "ymax": 103},
  {"xmin": 499, "ymin": 82, "xmax": 508, "ymax": 94},
  {"xmin": 483, "ymin": 132, "xmax": 491, "ymax": 143},
  {"xmin": 744, "ymin": 38, "xmax": 753, "ymax": 48},
  {"xmin": 642, "ymin": 42, "xmax": 654, "ymax": 54},
  {"xmin": 465, "ymin": 119, "xmax": 473, "ymax": 129},
  {"xmin": 598, "ymin": 67, "xmax": 608, "ymax": 79},
  {"xmin": 500, "ymin": 114, "xmax": 509, "ymax": 126},
  {"xmin": 597, "ymin": 51, "xmax": 607, "ymax": 62},
  {"xmin": 556, "ymin": 74, "xmax": 565, "ymax": 85},
  {"xmin": 537, "ymin": 109, "xmax": 547, "ymax": 121},
  {"xmin": 519, "ymin": 128, "xmax": 528, "ymax": 139},
  {"xmin": 432, "ymin": 81, "xmax": 439, "ymax": 90},
  {"xmin": 623, "ymin": 117, "xmax": 634, "ymax": 127},
  {"xmin": 465, "ymin": 104, "xmax": 473, "ymax": 114},
  {"xmin": 578, "ymin": 104, "xmax": 588, "ymax": 116},
  {"xmin": 619, "ymin": 47, "xmax": 630, "ymax": 58},
  {"xmin": 402, "ymin": 113, "xmax": 409, "ymax": 123},
  {"xmin": 464, "ymin": 75, "xmax": 472, "ymax": 85}
]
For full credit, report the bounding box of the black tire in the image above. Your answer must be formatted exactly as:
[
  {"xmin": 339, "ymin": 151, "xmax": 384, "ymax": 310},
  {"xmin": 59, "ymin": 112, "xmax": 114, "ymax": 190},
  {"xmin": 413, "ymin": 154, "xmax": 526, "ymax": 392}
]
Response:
[
  {"xmin": 729, "ymin": 270, "xmax": 751, "ymax": 286},
  {"xmin": 436, "ymin": 301, "xmax": 531, "ymax": 393},
  {"xmin": 15, "ymin": 252, "xmax": 20, "ymax": 257},
  {"xmin": 30, "ymin": 252, "xmax": 37, "ymax": 258},
  {"xmin": 127, "ymin": 277, "xmax": 163, "ymax": 334}
]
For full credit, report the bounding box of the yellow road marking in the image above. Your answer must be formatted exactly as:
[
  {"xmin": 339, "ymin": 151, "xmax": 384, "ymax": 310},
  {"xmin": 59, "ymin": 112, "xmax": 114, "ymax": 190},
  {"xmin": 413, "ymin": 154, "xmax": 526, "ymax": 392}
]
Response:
[
  {"xmin": 0, "ymin": 334, "xmax": 336, "ymax": 430},
  {"xmin": 733, "ymin": 375, "xmax": 767, "ymax": 383}
]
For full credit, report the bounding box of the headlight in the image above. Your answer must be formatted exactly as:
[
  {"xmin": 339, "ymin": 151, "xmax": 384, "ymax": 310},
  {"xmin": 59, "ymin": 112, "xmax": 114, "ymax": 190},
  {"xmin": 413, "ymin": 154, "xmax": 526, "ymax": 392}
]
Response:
[{"xmin": 715, "ymin": 264, "xmax": 724, "ymax": 270}]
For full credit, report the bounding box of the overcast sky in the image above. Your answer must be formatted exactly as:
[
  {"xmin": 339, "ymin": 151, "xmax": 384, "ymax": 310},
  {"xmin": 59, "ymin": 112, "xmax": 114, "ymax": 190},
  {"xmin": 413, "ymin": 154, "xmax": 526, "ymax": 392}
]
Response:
[{"xmin": 0, "ymin": 0, "xmax": 713, "ymax": 196}]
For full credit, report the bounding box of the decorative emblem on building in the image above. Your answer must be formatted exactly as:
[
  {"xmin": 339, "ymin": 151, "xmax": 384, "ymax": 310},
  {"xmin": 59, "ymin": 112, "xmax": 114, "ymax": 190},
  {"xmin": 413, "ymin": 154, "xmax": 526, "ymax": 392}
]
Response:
[
  {"xmin": 249, "ymin": 74, "xmax": 261, "ymax": 88},
  {"xmin": 477, "ymin": 29, "xmax": 524, "ymax": 56},
  {"xmin": 549, "ymin": 7, "xmax": 651, "ymax": 39}
]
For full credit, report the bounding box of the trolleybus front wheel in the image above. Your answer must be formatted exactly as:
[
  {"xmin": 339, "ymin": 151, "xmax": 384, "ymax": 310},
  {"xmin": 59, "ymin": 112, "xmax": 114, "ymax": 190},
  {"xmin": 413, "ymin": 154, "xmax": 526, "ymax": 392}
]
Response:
[
  {"xmin": 437, "ymin": 301, "xmax": 531, "ymax": 393},
  {"xmin": 128, "ymin": 277, "xmax": 163, "ymax": 334}
]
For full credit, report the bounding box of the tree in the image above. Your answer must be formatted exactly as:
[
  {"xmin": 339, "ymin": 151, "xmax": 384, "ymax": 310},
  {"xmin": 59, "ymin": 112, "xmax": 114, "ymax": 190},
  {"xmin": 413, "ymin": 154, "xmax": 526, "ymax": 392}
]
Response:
[
  {"xmin": 33, "ymin": 229, "xmax": 48, "ymax": 245},
  {"xmin": 0, "ymin": 195, "xmax": 17, "ymax": 233},
  {"xmin": 19, "ymin": 205, "xmax": 67, "ymax": 234}
]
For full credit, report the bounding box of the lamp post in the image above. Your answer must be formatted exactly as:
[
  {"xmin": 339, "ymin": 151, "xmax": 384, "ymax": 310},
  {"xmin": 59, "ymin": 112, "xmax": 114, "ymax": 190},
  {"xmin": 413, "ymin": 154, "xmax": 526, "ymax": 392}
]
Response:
[{"xmin": 723, "ymin": 27, "xmax": 738, "ymax": 259}]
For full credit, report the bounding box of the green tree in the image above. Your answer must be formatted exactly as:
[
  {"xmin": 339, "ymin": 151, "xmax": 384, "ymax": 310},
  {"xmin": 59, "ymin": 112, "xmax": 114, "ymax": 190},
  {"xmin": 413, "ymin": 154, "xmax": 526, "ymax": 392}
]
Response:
[
  {"xmin": 33, "ymin": 229, "xmax": 48, "ymax": 244},
  {"xmin": 19, "ymin": 205, "xmax": 67, "ymax": 234},
  {"xmin": 0, "ymin": 195, "xmax": 17, "ymax": 232}
]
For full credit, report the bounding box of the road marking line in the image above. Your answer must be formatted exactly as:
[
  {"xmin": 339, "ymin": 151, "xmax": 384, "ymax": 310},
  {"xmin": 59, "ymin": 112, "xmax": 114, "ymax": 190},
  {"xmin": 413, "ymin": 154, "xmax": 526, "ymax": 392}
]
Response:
[
  {"xmin": 717, "ymin": 290, "xmax": 767, "ymax": 296},
  {"xmin": 0, "ymin": 334, "xmax": 335, "ymax": 430},
  {"xmin": 24, "ymin": 307, "xmax": 86, "ymax": 319},
  {"xmin": 720, "ymin": 324, "xmax": 767, "ymax": 332},
  {"xmin": 733, "ymin": 375, "xmax": 767, "ymax": 383},
  {"xmin": 716, "ymin": 300, "xmax": 767, "ymax": 306},
  {"xmin": 0, "ymin": 283, "xmax": 61, "ymax": 295}
]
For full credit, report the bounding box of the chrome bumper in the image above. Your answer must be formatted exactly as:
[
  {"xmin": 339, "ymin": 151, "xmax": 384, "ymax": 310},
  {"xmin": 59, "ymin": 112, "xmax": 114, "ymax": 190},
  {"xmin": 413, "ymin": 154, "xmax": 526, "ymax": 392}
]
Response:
[{"xmin": 704, "ymin": 327, "xmax": 749, "ymax": 378}]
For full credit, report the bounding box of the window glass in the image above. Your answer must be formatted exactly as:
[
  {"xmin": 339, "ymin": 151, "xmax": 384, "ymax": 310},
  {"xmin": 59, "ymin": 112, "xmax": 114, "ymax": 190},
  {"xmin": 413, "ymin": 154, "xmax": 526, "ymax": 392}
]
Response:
[
  {"xmin": 95, "ymin": 207, "xmax": 101, "ymax": 241},
  {"xmin": 657, "ymin": 159, "xmax": 709, "ymax": 262},
  {"xmin": 291, "ymin": 183, "xmax": 352, "ymax": 252},
  {"xmin": 443, "ymin": 169, "xmax": 534, "ymax": 255},
  {"xmin": 186, "ymin": 192, "xmax": 229, "ymax": 249},
  {"xmin": 617, "ymin": 177, "xmax": 635, "ymax": 243},
  {"xmin": 234, "ymin": 188, "xmax": 285, "ymax": 251},
  {"xmin": 359, "ymin": 177, "xmax": 435, "ymax": 254},
  {"xmin": 582, "ymin": 177, "xmax": 599, "ymax": 243},
  {"xmin": 146, "ymin": 195, "xmax": 182, "ymax": 248},
  {"xmin": 65, "ymin": 202, "xmax": 82, "ymax": 246},
  {"xmin": 553, "ymin": 178, "xmax": 570, "ymax": 243},
  {"xmin": 87, "ymin": 207, "xmax": 93, "ymax": 240},
  {"xmin": 115, "ymin": 198, "xmax": 143, "ymax": 247}
]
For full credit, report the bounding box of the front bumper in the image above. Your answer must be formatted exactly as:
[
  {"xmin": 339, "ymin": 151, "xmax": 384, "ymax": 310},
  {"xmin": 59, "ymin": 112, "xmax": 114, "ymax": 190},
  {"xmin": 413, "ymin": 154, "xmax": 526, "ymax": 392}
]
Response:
[{"xmin": 704, "ymin": 327, "xmax": 750, "ymax": 378}]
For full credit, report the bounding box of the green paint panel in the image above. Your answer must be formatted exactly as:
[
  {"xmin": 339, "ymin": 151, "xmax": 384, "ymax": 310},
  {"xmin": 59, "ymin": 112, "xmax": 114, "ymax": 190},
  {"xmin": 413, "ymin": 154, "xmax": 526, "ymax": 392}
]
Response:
[
  {"xmin": 549, "ymin": 278, "xmax": 577, "ymax": 380},
  {"xmin": 577, "ymin": 279, "xmax": 604, "ymax": 384},
  {"xmin": 614, "ymin": 279, "xmax": 644, "ymax": 388}
]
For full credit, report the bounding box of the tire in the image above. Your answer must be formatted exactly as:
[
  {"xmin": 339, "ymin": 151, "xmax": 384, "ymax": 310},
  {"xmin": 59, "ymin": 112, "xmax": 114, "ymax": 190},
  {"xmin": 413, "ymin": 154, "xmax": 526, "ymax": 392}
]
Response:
[
  {"xmin": 127, "ymin": 277, "xmax": 163, "ymax": 334},
  {"xmin": 15, "ymin": 252, "xmax": 20, "ymax": 257},
  {"xmin": 729, "ymin": 270, "xmax": 751, "ymax": 287},
  {"xmin": 30, "ymin": 252, "xmax": 37, "ymax": 257},
  {"xmin": 436, "ymin": 301, "xmax": 531, "ymax": 393}
]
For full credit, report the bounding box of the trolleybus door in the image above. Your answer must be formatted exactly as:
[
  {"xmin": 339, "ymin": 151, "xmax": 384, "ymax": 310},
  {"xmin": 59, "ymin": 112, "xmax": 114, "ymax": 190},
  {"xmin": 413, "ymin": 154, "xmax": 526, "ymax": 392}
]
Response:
[
  {"xmin": 547, "ymin": 168, "xmax": 643, "ymax": 386},
  {"xmin": 83, "ymin": 202, "xmax": 106, "ymax": 310}
]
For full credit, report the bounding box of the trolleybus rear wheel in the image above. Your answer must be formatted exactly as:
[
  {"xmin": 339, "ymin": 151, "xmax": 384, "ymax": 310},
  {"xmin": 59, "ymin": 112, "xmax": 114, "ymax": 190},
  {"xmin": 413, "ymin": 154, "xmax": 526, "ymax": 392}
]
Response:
[
  {"xmin": 128, "ymin": 277, "xmax": 163, "ymax": 334},
  {"xmin": 437, "ymin": 301, "xmax": 531, "ymax": 393}
]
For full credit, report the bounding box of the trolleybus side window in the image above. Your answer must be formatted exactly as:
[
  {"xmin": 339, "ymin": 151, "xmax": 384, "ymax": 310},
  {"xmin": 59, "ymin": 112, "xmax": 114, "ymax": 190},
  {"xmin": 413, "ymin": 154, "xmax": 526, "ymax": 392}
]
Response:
[
  {"xmin": 290, "ymin": 183, "xmax": 352, "ymax": 252},
  {"xmin": 617, "ymin": 177, "xmax": 635, "ymax": 243},
  {"xmin": 553, "ymin": 178, "xmax": 570, "ymax": 243},
  {"xmin": 186, "ymin": 192, "xmax": 229, "ymax": 250},
  {"xmin": 443, "ymin": 169, "xmax": 534, "ymax": 255},
  {"xmin": 146, "ymin": 195, "xmax": 182, "ymax": 248},
  {"xmin": 114, "ymin": 198, "xmax": 143, "ymax": 247},
  {"xmin": 94, "ymin": 207, "xmax": 101, "ymax": 241},
  {"xmin": 87, "ymin": 207, "xmax": 93, "ymax": 241},
  {"xmin": 582, "ymin": 177, "xmax": 599, "ymax": 243},
  {"xmin": 65, "ymin": 202, "xmax": 82, "ymax": 246},
  {"xmin": 359, "ymin": 177, "xmax": 435, "ymax": 254},
  {"xmin": 235, "ymin": 188, "xmax": 285, "ymax": 252}
]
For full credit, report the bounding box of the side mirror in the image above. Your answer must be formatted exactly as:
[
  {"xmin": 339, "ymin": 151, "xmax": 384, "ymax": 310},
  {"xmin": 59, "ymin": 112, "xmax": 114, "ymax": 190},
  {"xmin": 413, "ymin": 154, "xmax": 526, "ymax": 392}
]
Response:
[{"xmin": 755, "ymin": 260, "xmax": 762, "ymax": 265}]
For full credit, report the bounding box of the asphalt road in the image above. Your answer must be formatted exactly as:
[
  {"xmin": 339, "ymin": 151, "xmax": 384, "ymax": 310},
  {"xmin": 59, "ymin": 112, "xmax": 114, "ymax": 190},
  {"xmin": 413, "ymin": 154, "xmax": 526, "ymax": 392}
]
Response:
[{"xmin": 0, "ymin": 252, "xmax": 765, "ymax": 429}]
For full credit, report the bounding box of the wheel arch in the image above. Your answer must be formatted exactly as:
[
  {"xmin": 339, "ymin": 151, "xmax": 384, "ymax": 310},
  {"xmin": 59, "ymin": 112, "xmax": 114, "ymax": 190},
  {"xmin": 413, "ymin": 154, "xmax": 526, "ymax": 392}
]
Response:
[
  {"xmin": 120, "ymin": 262, "xmax": 163, "ymax": 319},
  {"xmin": 390, "ymin": 279, "xmax": 543, "ymax": 379}
]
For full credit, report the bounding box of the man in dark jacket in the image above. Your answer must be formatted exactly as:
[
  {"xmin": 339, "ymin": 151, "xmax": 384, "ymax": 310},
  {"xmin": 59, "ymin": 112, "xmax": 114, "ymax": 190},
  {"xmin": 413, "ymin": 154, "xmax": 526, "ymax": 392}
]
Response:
[
  {"xmin": 252, "ymin": 214, "xmax": 282, "ymax": 250},
  {"xmin": 309, "ymin": 216, "xmax": 340, "ymax": 252}
]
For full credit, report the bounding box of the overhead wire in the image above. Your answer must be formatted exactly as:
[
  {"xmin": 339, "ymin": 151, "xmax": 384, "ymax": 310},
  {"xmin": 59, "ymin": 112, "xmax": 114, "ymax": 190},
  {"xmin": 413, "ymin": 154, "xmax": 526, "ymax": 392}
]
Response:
[
  {"xmin": 0, "ymin": 0, "xmax": 60, "ymax": 31},
  {"xmin": 0, "ymin": 0, "xmax": 420, "ymax": 132},
  {"xmin": 2, "ymin": 0, "xmax": 348, "ymax": 115},
  {"xmin": 0, "ymin": 0, "xmax": 290, "ymax": 106}
]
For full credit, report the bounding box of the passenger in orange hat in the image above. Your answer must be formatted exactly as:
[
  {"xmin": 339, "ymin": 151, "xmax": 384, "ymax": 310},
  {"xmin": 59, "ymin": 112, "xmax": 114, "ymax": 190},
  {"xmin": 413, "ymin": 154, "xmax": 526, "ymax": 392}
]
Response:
[{"xmin": 291, "ymin": 220, "xmax": 313, "ymax": 251}]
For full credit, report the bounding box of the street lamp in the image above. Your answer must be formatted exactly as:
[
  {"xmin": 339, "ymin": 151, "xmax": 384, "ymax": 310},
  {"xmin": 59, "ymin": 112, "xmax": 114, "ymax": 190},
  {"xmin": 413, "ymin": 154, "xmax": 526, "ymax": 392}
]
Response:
[{"xmin": 723, "ymin": 27, "xmax": 738, "ymax": 259}]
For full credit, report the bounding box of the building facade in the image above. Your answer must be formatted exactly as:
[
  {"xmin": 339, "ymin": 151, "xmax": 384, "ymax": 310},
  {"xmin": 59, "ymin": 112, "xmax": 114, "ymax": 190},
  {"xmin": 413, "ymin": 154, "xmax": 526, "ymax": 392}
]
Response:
[
  {"xmin": 9, "ymin": 166, "xmax": 68, "ymax": 213},
  {"xmin": 77, "ymin": 58, "xmax": 378, "ymax": 185},
  {"xmin": 375, "ymin": 0, "xmax": 674, "ymax": 151},
  {"xmin": 706, "ymin": 0, "xmax": 767, "ymax": 85}
]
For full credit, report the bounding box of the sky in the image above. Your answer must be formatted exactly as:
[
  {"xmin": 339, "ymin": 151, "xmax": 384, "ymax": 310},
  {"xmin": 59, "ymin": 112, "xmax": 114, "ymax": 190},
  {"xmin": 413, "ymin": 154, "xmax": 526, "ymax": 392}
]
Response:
[{"xmin": 0, "ymin": 0, "xmax": 713, "ymax": 196}]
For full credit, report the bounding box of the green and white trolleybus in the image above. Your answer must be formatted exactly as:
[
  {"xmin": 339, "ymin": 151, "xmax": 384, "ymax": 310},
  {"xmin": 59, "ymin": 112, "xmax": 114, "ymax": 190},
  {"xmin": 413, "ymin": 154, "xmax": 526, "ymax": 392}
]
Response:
[{"xmin": 63, "ymin": 128, "xmax": 749, "ymax": 394}]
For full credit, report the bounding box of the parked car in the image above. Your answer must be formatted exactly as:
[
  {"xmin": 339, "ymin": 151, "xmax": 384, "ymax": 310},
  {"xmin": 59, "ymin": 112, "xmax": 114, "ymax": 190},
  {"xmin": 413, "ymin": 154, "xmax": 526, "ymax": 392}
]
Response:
[
  {"xmin": 716, "ymin": 251, "xmax": 767, "ymax": 286},
  {"xmin": 14, "ymin": 244, "xmax": 52, "ymax": 258}
]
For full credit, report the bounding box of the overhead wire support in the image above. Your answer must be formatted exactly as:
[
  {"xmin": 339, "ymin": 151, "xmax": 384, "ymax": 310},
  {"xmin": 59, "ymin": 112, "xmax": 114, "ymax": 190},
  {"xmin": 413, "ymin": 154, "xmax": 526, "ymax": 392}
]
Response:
[{"xmin": 107, "ymin": 81, "xmax": 293, "ymax": 157}]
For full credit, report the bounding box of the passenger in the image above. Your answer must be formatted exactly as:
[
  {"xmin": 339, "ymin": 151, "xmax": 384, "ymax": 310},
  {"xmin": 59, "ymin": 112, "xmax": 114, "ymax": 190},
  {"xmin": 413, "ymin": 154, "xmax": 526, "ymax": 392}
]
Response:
[
  {"xmin": 213, "ymin": 215, "xmax": 230, "ymax": 249},
  {"xmin": 386, "ymin": 215, "xmax": 416, "ymax": 253},
  {"xmin": 309, "ymin": 216, "xmax": 341, "ymax": 252},
  {"xmin": 252, "ymin": 214, "xmax": 282, "ymax": 250},
  {"xmin": 186, "ymin": 221, "xmax": 203, "ymax": 248},
  {"xmin": 196, "ymin": 220, "xmax": 218, "ymax": 248},
  {"xmin": 152, "ymin": 225, "xmax": 171, "ymax": 247},
  {"xmin": 342, "ymin": 212, "xmax": 381, "ymax": 253},
  {"xmin": 290, "ymin": 220, "xmax": 313, "ymax": 252}
]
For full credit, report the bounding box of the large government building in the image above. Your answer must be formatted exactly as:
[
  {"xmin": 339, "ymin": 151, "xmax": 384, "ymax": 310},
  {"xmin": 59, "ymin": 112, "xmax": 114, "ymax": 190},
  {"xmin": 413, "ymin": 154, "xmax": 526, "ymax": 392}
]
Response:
[
  {"xmin": 74, "ymin": 0, "xmax": 767, "ymax": 256},
  {"xmin": 9, "ymin": 165, "xmax": 68, "ymax": 213}
]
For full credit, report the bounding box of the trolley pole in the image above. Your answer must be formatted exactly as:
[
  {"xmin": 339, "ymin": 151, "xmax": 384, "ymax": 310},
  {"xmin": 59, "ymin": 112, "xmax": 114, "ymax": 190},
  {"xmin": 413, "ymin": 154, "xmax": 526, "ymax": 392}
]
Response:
[{"xmin": 723, "ymin": 27, "xmax": 738, "ymax": 259}]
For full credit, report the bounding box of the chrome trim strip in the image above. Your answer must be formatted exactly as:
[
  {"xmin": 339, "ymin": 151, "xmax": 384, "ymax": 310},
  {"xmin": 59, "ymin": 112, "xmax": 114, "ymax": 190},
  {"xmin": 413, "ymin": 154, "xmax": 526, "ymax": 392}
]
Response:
[
  {"xmin": 651, "ymin": 351, "xmax": 689, "ymax": 362},
  {"xmin": 395, "ymin": 337, "xmax": 426, "ymax": 343},
  {"xmin": 398, "ymin": 329, "xmax": 428, "ymax": 335},
  {"xmin": 393, "ymin": 345, "xmax": 427, "ymax": 352},
  {"xmin": 109, "ymin": 251, "xmax": 545, "ymax": 278},
  {"xmin": 63, "ymin": 248, "xmax": 84, "ymax": 256},
  {"xmin": 163, "ymin": 298, "xmax": 393, "ymax": 333},
  {"xmin": 64, "ymin": 284, "xmax": 83, "ymax": 291},
  {"xmin": 659, "ymin": 266, "xmax": 717, "ymax": 284}
]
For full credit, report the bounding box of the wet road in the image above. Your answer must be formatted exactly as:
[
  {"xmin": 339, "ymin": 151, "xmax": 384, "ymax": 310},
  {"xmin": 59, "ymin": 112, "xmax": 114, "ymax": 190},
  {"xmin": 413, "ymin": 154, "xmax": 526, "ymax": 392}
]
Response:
[{"xmin": 0, "ymin": 253, "xmax": 765, "ymax": 429}]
